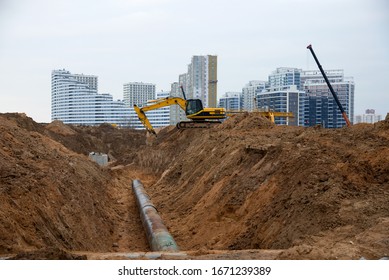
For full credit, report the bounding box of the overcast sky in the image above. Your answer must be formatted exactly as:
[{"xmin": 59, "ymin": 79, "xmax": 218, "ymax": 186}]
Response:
[{"xmin": 0, "ymin": 0, "xmax": 388, "ymax": 122}]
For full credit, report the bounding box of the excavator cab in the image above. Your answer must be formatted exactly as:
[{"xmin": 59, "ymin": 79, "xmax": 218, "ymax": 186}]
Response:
[{"xmin": 185, "ymin": 99, "xmax": 204, "ymax": 116}]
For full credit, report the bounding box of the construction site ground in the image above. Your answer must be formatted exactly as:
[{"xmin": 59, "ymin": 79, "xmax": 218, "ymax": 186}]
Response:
[{"xmin": 0, "ymin": 112, "xmax": 388, "ymax": 260}]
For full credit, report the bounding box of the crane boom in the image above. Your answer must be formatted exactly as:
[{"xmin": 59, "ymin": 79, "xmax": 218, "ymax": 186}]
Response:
[{"xmin": 306, "ymin": 44, "xmax": 352, "ymax": 127}]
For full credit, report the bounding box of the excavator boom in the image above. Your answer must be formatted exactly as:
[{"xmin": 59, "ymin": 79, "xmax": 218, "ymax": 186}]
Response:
[{"xmin": 134, "ymin": 97, "xmax": 187, "ymax": 135}]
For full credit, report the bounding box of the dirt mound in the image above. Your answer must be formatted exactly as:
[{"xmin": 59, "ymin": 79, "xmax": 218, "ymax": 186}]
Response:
[
  {"xmin": 1, "ymin": 111, "xmax": 388, "ymax": 259},
  {"xmin": 43, "ymin": 122, "xmax": 146, "ymax": 164},
  {"xmin": 374, "ymin": 114, "xmax": 389, "ymax": 131},
  {"xmin": 1, "ymin": 113, "xmax": 46, "ymax": 134},
  {"xmin": 46, "ymin": 120, "xmax": 76, "ymax": 136},
  {"xmin": 139, "ymin": 114, "xmax": 389, "ymax": 259},
  {"xmin": 218, "ymin": 112, "xmax": 275, "ymax": 130},
  {"xmin": 0, "ymin": 113, "xmax": 148, "ymax": 254}
]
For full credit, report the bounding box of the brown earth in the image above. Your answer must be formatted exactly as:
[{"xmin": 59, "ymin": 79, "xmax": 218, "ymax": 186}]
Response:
[
  {"xmin": 0, "ymin": 113, "xmax": 148, "ymax": 256},
  {"xmin": 0, "ymin": 112, "xmax": 388, "ymax": 259}
]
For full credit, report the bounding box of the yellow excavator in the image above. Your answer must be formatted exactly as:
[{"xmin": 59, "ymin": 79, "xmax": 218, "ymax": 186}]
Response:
[
  {"xmin": 134, "ymin": 86, "xmax": 226, "ymax": 135},
  {"xmin": 134, "ymin": 87, "xmax": 294, "ymax": 135}
]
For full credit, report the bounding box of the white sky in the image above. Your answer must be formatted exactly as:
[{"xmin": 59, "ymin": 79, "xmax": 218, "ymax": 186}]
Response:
[{"xmin": 0, "ymin": 0, "xmax": 388, "ymax": 123}]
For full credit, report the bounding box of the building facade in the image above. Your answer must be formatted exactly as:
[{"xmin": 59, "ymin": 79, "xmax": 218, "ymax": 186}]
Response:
[
  {"xmin": 123, "ymin": 82, "xmax": 156, "ymax": 108},
  {"xmin": 146, "ymin": 91, "xmax": 171, "ymax": 128},
  {"xmin": 260, "ymin": 67, "xmax": 304, "ymax": 125},
  {"xmin": 242, "ymin": 80, "xmax": 267, "ymax": 111},
  {"xmin": 300, "ymin": 69, "xmax": 344, "ymax": 90},
  {"xmin": 169, "ymin": 55, "xmax": 217, "ymax": 126},
  {"xmin": 123, "ymin": 82, "xmax": 156, "ymax": 128},
  {"xmin": 268, "ymin": 67, "xmax": 302, "ymax": 90},
  {"xmin": 257, "ymin": 85, "xmax": 305, "ymax": 126},
  {"xmin": 51, "ymin": 69, "xmax": 129, "ymax": 126},
  {"xmin": 169, "ymin": 81, "xmax": 188, "ymax": 125},
  {"xmin": 218, "ymin": 92, "xmax": 242, "ymax": 111},
  {"xmin": 355, "ymin": 109, "xmax": 382, "ymax": 124},
  {"xmin": 187, "ymin": 55, "xmax": 217, "ymax": 108},
  {"xmin": 253, "ymin": 68, "xmax": 354, "ymax": 128},
  {"xmin": 302, "ymin": 70, "xmax": 354, "ymax": 128}
]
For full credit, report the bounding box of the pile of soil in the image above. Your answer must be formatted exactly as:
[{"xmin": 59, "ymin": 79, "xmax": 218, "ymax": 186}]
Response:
[
  {"xmin": 0, "ymin": 113, "xmax": 148, "ymax": 254},
  {"xmin": 44, "ymin": 120, "xmax": 146, "ymax": 164},
  {"xmin": 218, "ymin": 112, "xmax": 275, "ymax": 130},
  {"xmin": 139, "ymin": 114, "xmax": 389, "ymax": 259},
  {"xmin": 1, "ymin": 112, "xmax": 388, "ymax": 259}
]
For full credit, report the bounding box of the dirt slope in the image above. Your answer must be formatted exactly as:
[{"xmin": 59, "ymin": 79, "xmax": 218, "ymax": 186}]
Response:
[
  {"xmin": 44, "ymin": 120, "xmax": 146, "ymax": 163},
  {"xmin": 0, "ymin": 113, "xmax": 148, "ymax": 254},
  {"xmin": 138, "ymin": 113, "xmax": 389, "ymax": 259},
  {"xmin": 1, "ymin": 112, "xmax": 388, "ymax": 259}
]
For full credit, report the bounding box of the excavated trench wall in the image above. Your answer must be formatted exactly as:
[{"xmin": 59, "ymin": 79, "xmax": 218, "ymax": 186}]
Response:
[
  {"xmin": 134, "ymin": 115, "xmax": 389, "ymax": 259},
  {"xmin": 1, "ymin": 113, "xmax": 388, "ymax": 260}
]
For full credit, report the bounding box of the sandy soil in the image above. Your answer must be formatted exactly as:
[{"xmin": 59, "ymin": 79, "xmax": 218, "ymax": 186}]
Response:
[{"xmin": 0, "ymin": 112, "xmax": 388, "ymax": 259}]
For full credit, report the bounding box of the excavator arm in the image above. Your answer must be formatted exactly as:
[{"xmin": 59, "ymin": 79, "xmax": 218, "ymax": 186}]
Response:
[{"xmin": 134, "ymin": 97, "xmax": 187, "ymax": 135}]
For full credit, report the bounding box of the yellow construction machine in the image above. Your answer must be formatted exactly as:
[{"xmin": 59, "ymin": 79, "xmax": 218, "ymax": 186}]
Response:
[
  {"xmin": 134, "ymin": 87, "xmax": 226, "ymax": 135},
  {"xmin": 134, "ymin": 87, "xmax": 294, "ymax": 135}
]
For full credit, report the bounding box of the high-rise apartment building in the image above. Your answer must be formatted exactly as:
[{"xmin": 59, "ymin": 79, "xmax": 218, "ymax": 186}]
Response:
[
  {"xmin": 123, "ymin": 82, "xmax": 156, "ymax": 128},
  {"xmin": 71, "ymin": 73, "xmax": 98, "ymax": 90},
  {"xmin": 169, "ymin": 55, "xmax": 217, "ymax": 126},
  {"xmin": 51, "ymin": 69, "xmax": 129, "ymax": 126},
  {"xmin": 260, "ymin": 67, "xmax": 304, "ymax": 125},
  {"xmin": 268, "ymin": 67, "xmax": 302, "ymax": 90},
  {"xmin": 145, "ymin": 91, "xmax": 171, "ymax": 128},
  {"xmin": 187, "ymin": 55, "xmax": 217, "ymax": 108},
  {"xmin": 123, "ymin": 82, "xmax": 156, "ymax": 108},
  {"xmin": 169, "ymin": 81, "xmax": 188, "ymax": 125},
  {"xmin": 302, "ymin": 70, "xmax": 354, "ymax": 128},
  {"xmin": 219, "ymin": 92, "xmax": 242, "ymax": 111},
  {"xmin": 179, "ymin": 73, "xmax": 189, "ymax": 97},
  {"xmin": 257, "ymin": 85, "xmax": 305, "ymax": 126},
  {"xmin": 207, "ymin": 55, "xmax": 218, "ymax": 107},
  {"xmin": 254, "ymin": 68, "xmax": 354, "ymax": 128},
  {"xmin": 242, "ymin": 80, "xmax": 267, "ymax": 111},
  {"xmin": 300, "ymin": 69, "xmax": 344, "ymax": 90}
]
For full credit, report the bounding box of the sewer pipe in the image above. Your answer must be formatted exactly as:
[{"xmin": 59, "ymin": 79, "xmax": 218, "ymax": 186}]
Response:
[{"xmin": 132, "ymin": 179, "xmax": 179, "ymax": 252}]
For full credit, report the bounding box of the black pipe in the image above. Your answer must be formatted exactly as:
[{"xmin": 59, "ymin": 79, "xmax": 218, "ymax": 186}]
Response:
[{"xmin": 306, "ymin": 44, "xmax": 351, "ymax": 127}]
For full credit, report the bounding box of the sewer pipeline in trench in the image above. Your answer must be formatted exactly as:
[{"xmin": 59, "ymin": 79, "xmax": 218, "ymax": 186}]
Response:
[
  {"xmin": 131, "ymin": 179, "xmax": 186, "ymax": 258},
  {"xmin": 81, "ymin": 178, "xmax": 281, "ymax": 259},
  {"xmin": 127, "ymin": 180, "xmax": 284, "ymax": 260},
  {"xmin": 2, "ymin": 180, "xmax": 188, "ymax": 260},
  {"xmin": 1, "ymin": 180, "xmax": 280, "ymax": 260}
]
